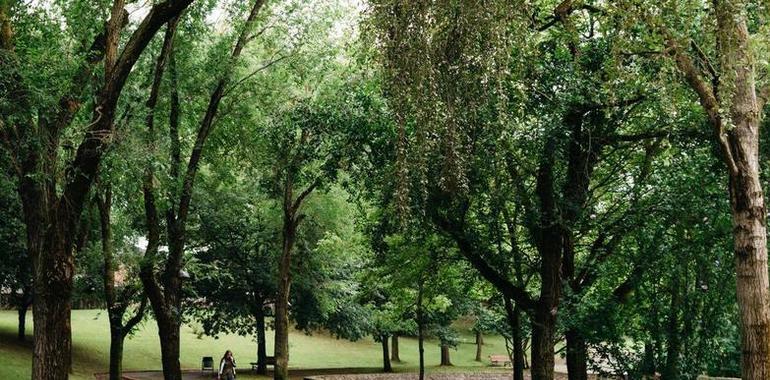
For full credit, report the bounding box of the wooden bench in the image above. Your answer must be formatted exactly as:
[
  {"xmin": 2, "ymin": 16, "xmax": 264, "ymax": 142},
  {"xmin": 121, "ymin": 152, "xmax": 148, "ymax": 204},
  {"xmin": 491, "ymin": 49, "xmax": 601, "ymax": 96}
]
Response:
[
  {"xmin": 250, "ymin": 356, "xmax": 277, "ymax": 371},
  {"xmin": 489, "ymin": 354, "xmax": 512, "ymax": 367},
  {"xmin": 202, "ymin": 356, "xmax": 214, "ymax": 371}
]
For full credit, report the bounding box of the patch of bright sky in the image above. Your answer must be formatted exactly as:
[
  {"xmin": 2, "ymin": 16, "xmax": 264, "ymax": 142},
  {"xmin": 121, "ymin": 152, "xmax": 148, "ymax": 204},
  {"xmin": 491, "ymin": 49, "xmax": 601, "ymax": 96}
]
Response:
[{"xmin": 27, "ymin": 0, "xmax": 365, "ymax": 41}]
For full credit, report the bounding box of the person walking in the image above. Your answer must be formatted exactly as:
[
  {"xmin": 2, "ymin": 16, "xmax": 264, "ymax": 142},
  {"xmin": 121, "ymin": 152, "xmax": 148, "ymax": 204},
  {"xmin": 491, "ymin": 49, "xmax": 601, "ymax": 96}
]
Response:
[{"xmin": 218, "ymin": 350, "xmax": 237, "ymax": 380}]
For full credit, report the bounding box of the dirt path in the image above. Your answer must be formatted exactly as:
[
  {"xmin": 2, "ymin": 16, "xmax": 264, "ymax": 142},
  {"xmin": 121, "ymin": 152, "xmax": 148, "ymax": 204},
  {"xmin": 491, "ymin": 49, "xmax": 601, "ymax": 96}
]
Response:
[{"xmin": 94, "ymin": 369, "xmax": 572, "ymax": 380}]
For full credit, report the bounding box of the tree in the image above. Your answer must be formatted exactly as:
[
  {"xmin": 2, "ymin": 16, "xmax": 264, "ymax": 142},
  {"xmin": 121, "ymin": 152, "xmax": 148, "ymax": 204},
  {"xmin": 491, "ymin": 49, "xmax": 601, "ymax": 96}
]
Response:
[
  {"xmin": 0, "ymin": 1, "xmax": 192, "ymax": 377},
  {"xmin": 0, "ymin": 168, "xmax": 31, "ymax": 341},
  {"xmin": 620, "ymin": 1, "xmax": 770, "ymax": 377},
  {"xmin": 137, "ymin": 2, "xmax": 268, "ymax": 378},
  {"xmin": 262, "ymin": 100, "xmax": 356, "ymax": 380},
  {"xmin": 95, "ymin": 184, "xmax": 148, "ymax": 380},
  {"xmin": 190, "ymin": 190, "xmax": 279, "ymax": 375}
]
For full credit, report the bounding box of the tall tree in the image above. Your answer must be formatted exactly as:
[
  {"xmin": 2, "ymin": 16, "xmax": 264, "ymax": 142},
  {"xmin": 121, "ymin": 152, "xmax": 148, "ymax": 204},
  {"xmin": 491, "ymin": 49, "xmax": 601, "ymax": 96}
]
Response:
[
  {"xmin": 139, "ymin": 2, "xmax": 267, "ymax": 379},
  {"xmin": 0, "ymin": 1, "xmax": 193, "ymax": 378},
  {"xmin": 626, "ymin": 0, "xmax": 770, "ymax": 377},
  {"xmin": 95, "ymin": 184, "xmax": 147, "ymax": 380}
]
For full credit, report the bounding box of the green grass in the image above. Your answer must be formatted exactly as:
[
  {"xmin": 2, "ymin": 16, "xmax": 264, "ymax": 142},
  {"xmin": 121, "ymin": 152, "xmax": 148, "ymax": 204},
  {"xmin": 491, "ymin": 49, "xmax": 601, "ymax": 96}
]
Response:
[{"xmin": 0, "ymin": 310, "xmax": 512, "ymax": 379}]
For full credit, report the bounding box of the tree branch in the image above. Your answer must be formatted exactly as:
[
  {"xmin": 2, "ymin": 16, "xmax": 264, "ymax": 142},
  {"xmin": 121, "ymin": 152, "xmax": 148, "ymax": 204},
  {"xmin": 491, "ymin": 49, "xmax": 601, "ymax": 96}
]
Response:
[
  {"xmin": 60, "ymin": 0, "xmax": 194, "ymax": 235},
  {"xmin": 176, "ymin": 0, "xmax": 266, "ymax": 226}
]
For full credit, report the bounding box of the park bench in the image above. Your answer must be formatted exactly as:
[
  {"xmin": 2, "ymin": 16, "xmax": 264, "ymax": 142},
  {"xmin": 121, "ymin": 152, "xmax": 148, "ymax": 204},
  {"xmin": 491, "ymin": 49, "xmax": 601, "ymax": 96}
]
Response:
[
  {"xmin": 202, "ymin": 356, "xmax": 214, "ymax": 371},
  {"xmin": 250, "ymin": 356, "xmax": 277, "ymax": 371},
  {"xmin": 489, "ymin": 354, "xmax": 512, "ymax": 367}
]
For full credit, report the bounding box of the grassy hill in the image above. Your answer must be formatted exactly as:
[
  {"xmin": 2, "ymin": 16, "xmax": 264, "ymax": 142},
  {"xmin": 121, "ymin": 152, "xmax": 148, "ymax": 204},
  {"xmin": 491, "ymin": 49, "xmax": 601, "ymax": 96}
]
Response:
[{"xmin": 0, "ymin": 310, "xmax": 512, "ymax": 379}]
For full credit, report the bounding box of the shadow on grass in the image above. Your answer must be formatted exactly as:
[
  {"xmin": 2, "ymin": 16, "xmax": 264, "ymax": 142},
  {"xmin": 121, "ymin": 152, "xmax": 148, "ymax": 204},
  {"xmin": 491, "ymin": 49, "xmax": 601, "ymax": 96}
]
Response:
[{"xmin": 0, "ymin": 324, "xmax": 111, "ymax": 376}]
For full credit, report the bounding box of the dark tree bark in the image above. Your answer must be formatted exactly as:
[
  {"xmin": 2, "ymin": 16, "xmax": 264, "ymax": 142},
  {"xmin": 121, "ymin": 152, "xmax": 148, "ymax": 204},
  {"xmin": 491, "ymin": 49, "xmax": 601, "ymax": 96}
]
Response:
[
  {"xmin": 108, "ymin": 329, "xmax": 124, "ymax": 380},
  {"xmin": 381, "ymin": 335, "xmax": 392, "ymax": 372},
  {"xmin": 137, "ymin": 3, "xmax": 265, "ymax": 380},
  {"xmin": 440, "ymin": 344, "xmax": 452, "ymax": 366},
  {"xmin": 530, "ymin": 305, "xmax": 556, "ymax": 380},
  {"xmin": 0, "ymin": 1, "xmax": 193, "ymax": 378},
  {"xmin": 97, "ymin": 187, "xmax": 147, "ymax": 380},
  {"xmin": 662, "ymin": 280, "xmax": 682, "ymax": 380},
  {"xmin": 565, "ymin": 329, "xmax": 588, "ymax": 380},
  {"xmin": 17, "ymin": 302, "xmax": 28, "ymax": 341},
  {"xmin": 274, "ymin": 209, "xmax": 296, "ymax": 380},
  {"xmin": 504, "ymin": 297, "xmax": 525, "ymax": 380},
  {"xmin": 255, "ymin": 306, "xmax": 268, "ymax": 375},
  {"xmin": 391, "ymin": 335, "xmax": 400, "ymax": 362}
]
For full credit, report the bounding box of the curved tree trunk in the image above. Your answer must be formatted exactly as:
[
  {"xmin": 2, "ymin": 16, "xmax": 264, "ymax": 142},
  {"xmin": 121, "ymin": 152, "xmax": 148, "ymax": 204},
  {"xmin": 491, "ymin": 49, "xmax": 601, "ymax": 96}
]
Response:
[{"xmin": 668, "ymin": 4, "xmax": 770, "ymax": 378}]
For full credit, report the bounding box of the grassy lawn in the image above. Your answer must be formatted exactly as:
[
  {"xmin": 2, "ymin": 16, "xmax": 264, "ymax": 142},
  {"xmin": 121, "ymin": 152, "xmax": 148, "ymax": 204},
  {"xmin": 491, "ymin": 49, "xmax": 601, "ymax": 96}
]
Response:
[{"xmin": 0, "ymin": 310, "xmax": 513, "ymax": 379}]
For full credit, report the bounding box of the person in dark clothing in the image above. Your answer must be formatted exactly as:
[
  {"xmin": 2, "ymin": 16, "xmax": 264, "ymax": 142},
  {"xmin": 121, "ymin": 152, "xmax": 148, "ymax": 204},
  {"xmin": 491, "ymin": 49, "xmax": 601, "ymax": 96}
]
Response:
[{"xmin": 218, "ymin": 350, "xmax": 237, "ymax": 380}]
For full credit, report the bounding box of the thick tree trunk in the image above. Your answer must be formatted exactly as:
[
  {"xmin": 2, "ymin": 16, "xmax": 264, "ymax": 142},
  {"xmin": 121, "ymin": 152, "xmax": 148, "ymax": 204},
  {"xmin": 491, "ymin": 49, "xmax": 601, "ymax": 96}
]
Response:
[
  {"xmin": 108, "ymin": 328, "xmax": 124, "ymax": 380},
  {"xmin": 256, "ymin": 308, "xmax": 268, "ymax": 375},
  {"xmin": 32, "ymin": 235, "xmax": 74, "ymax": 380},
  {"xmin": 729, "ymin": 165, "xmax": 770, "ymax": 380},
  {"xmin": 440, "ymin": 344, "xmax": 452, "ymax": 366},
  {"xmin": 565, "ymin": 329, "xmax": 588, "ymax": 380},
  {"xmin": 17, "ymin": 303, "xmax": 28, "ymax": 341},
  {"xmin": 381, "ymin": 335, "xmax": 392, "ymax": 372},
  {"xmin": 391, "ymin": 335, "xmax": 400, "ymax": 362},
  {"xmin": 671, "ymin": 4, "xmax": 770, "ymax": 378},
  {"xmin": 530, "ymin": 306, "xmax": 556, "ymax": 380},
  {"xmin": 158, "ymin": 316, "xmax": 182, "ymax": 380},
  {"xmin": 475, "ymin": 330, "xmax": 483, "ymax": 361}
]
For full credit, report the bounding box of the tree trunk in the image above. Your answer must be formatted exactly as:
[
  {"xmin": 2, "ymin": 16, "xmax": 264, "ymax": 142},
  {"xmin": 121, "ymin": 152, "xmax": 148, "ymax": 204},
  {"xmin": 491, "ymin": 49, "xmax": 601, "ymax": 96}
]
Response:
[
  {"xmin": 566, "ymin": 329, "xmax": 588, "ymax": 380},
  {"xmin": 530, "ymin": 306, "xmax": 556, "ymax": 380},
  {"xmin": 108, "ymin": 327, "xmax": 124, "ymax": 380},
  {"xmin": 512, "ymin": 306, "xmax": 526, "ymax": 380},
  {"xmin": 391, "ymin": 335, "xmax": 400, "ymax": 362},
  {"xmin": 274, "ymin": 213, "xmax": 296, "ymax": 380},
  {"xmin": 440, "ymin": 344, "xmax": 452, "ymax": 366},
  {"xmin": 671, "ymin": 4, "xmax": 770, "ymax": 378},
  {"xmin": 17, "ymin": 303, "xmax": 28, "ymax": 341},
  {"xmin": 662, "ymin": 283, "xmax": 682, "ymax": 380},
  {"xmin": 256, "ymin": 307, "xmax": 268, "ymax": 375},
  {"xmin": 475, "ymin": 330, "xmax": 483, "ymax": 361},
  {"xmin": 158, "ymin": 315, "xmax": 182, "ymax": 380},
  {"xmin": 729, "ymin": 163, "xmax": 770, "ymax": 380},
  {"xmin": 32, "ymin": 234, "xmax": 74, "ymax": 380},
  {"xmin": 417, "ymin": 279, "xmax": 425, "ymax": 380},
  {"xmin": 503, "ymin": 296, "xmax": 526, "ymax": 380},
  {"xmin": 381, "ymin": 335, "xmax": 392, "ymax": 372}
]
